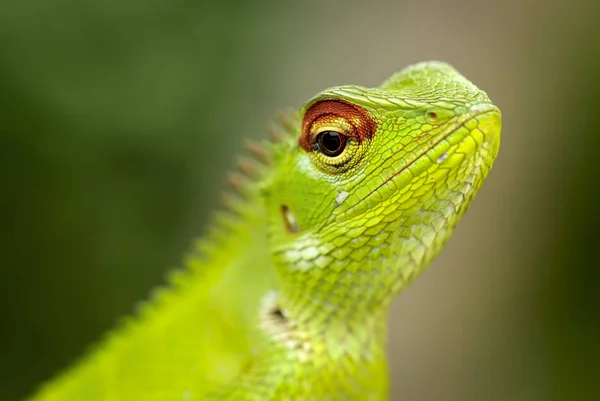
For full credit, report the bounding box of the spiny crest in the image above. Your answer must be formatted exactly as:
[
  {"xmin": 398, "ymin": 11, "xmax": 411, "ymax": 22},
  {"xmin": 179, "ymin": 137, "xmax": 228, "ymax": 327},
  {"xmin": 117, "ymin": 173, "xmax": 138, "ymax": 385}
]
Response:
[
  {"xmin": 222, "ymin": 107, "xmax": 299, "ymax": 211},
  {"xmin": 184, "ymin": 108, "xmax": 300, "ymax": 267},
  {"xmin": 105, "ymin": 109, "xmax": 302, "ymax": 341}
]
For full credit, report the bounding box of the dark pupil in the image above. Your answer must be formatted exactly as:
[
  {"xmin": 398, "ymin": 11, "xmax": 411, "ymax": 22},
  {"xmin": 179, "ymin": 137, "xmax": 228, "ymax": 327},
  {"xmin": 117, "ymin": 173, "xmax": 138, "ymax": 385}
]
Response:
[{"xmin": 318, "ymin": 131, "xmax": 344, "ymax": 156}]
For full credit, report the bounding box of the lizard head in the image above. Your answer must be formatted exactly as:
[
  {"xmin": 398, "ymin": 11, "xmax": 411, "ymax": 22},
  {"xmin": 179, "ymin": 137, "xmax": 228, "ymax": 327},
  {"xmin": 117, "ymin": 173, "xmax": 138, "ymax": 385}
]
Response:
[{"xmin": 262, "ymin": 61, "xmax": 501, "ymax": 327}]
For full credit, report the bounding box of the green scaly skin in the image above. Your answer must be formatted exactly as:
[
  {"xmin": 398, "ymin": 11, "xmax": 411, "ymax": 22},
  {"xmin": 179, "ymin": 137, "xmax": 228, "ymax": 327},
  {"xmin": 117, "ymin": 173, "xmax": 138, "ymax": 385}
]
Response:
[{"xmin": 29, "ymin": 61, "xmax": 501, "ymax": 401}]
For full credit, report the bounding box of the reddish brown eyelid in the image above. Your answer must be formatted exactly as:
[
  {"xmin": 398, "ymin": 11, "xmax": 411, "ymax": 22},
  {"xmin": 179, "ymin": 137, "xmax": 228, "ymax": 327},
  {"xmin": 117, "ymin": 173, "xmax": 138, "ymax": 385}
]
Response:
[{"xmin": 298, "ymin": 99, "xmax": 377, "ymax": 152}]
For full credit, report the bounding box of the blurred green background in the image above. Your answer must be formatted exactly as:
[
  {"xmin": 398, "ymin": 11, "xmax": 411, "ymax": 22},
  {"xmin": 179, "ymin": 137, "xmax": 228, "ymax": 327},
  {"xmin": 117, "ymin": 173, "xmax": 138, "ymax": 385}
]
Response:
[{"xmin": 1, "ymin": 0, "xmax": 599, "ymax": 400}]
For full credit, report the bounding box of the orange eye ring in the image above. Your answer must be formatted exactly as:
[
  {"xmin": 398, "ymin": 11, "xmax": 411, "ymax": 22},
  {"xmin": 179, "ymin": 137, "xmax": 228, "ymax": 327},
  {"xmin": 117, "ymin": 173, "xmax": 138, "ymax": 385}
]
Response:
[{"xmin": 299, "ymin": 99, "xmax": 377, "ymax": 153}]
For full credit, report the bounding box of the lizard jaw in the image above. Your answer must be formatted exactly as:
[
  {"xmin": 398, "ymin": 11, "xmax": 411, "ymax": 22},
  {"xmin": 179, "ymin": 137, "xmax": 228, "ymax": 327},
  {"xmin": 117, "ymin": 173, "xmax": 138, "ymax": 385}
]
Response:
[{"xmin": 331, "ymin": 103, "xmax": 501, "ymax": 224}]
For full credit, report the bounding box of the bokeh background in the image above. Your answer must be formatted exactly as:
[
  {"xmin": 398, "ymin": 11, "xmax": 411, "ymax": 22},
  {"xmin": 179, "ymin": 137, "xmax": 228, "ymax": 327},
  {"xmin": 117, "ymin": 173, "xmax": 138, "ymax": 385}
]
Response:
[{"xmin": 2, "ymin": 0, "xmax": 599, "ymax": 400}]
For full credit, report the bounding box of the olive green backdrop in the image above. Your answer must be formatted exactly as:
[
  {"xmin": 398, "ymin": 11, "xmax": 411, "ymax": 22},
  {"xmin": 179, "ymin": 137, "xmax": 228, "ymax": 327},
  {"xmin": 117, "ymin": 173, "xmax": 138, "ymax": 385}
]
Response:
[{"xmin": 1, "ymin": 1, "xmax": 599, "ymax": 400}]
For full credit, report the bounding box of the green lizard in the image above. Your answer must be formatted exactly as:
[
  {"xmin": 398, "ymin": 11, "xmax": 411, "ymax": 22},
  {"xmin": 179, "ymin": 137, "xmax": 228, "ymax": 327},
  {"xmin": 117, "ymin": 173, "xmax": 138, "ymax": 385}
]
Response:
[{"xmin": 29, "ymin": 61, "xmax": 501, "ymax": 401}]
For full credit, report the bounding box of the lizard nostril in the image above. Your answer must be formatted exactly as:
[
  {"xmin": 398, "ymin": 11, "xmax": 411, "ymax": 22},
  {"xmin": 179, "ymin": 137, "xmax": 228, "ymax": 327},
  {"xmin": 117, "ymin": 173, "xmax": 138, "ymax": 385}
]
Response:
[
  {"xmin": 426, "ymin": 111, "xmax": 438, "ymax": 121},
  {"xmin": 281, "ymin": 205, "xmax": 300, "ymax": 234}
]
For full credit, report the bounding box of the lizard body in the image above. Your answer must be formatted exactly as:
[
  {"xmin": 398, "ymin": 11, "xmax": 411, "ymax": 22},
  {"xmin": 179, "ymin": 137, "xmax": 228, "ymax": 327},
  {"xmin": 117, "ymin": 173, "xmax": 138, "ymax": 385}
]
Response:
[{"xmin": 30, "ymin": 61, "xmax": 502, "ymax": 400}]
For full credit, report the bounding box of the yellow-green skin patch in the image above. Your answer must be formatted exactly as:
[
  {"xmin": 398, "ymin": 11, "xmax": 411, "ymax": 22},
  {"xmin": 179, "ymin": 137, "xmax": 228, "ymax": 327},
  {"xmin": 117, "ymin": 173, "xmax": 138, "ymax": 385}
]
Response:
[{"xmin": 30, "ymin": 62, "xmax": 501, "ymax": 401}]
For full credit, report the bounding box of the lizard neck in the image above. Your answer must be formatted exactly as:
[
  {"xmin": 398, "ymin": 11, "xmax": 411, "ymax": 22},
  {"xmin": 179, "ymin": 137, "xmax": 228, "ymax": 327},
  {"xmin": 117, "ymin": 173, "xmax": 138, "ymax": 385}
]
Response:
[{"xmin": 254, "ymin": 290, "xmax": 390, "ymax": 400}]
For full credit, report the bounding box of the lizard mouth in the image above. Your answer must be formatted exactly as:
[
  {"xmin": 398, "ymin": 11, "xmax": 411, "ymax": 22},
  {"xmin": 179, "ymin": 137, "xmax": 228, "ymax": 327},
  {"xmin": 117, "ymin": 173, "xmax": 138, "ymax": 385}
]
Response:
[
  {"xmin": 331, "ymin": 103, "xmax": 501, "ymax": 222},
  {"xmin": 376, "ymin": 103, "xmax": 500, "ymax": 196}
]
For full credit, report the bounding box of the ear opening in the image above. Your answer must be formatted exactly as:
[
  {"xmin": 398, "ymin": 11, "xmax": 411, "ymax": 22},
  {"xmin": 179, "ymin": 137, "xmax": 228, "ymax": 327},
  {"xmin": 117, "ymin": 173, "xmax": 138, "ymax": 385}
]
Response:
[{"xmin": 281, "ymin": 205, "xmax": 300, "ymax": 234}]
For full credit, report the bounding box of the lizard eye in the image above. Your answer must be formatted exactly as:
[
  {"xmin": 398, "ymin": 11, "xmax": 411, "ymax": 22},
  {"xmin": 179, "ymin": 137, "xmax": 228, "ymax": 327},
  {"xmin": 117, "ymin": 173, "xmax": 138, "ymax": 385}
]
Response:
[
  {"xmin": 315, "ymin": 131, "xmax": 347, "ymax": 157},
  {"xmin": 299, "ymin": 99, "xmax": 377, "ymax": 172}
]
